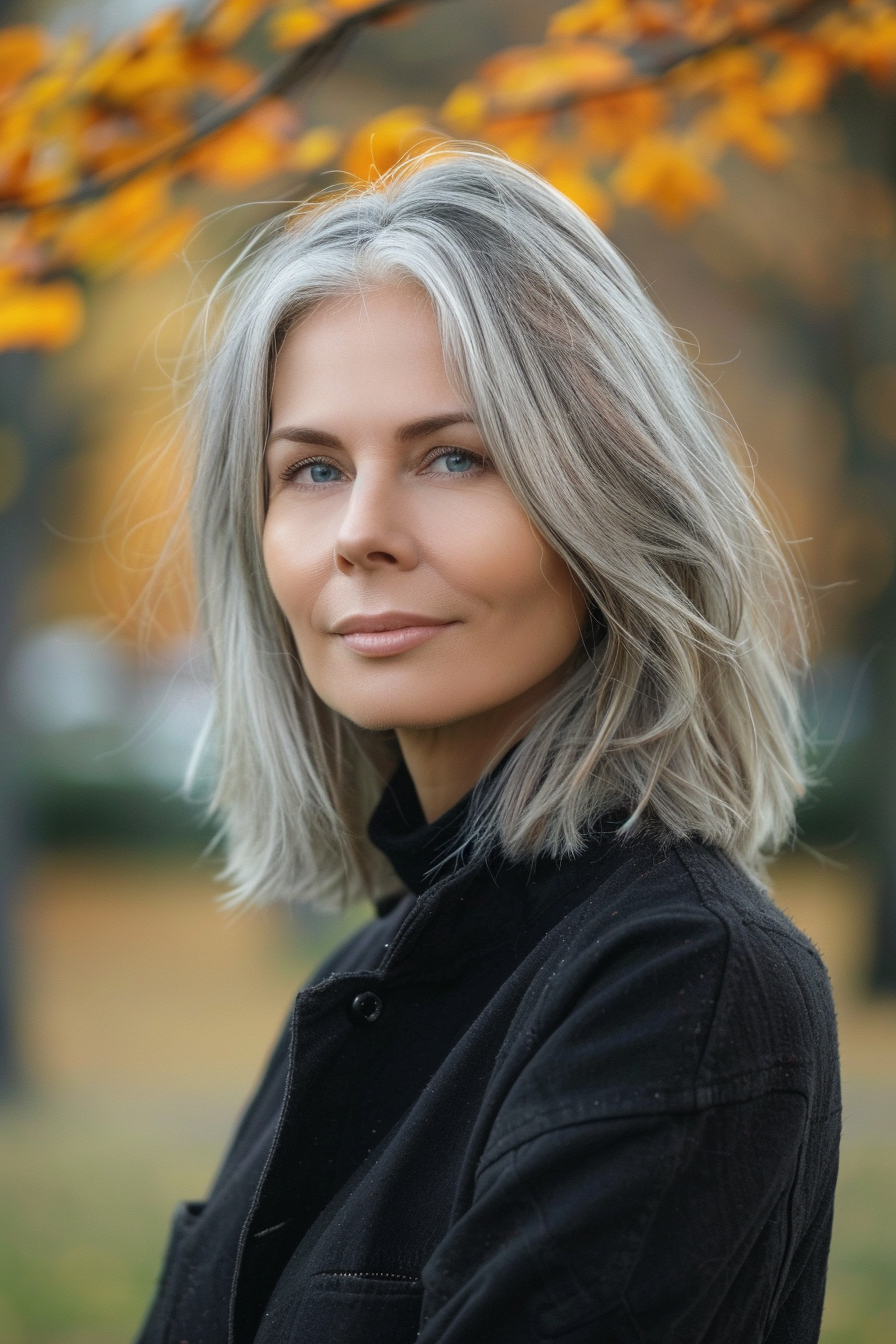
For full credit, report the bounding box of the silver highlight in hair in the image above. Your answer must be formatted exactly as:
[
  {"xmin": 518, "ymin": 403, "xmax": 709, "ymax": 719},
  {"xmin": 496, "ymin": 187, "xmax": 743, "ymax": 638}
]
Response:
[{"xmin": 187, "ymin": 148, "xmax": 808, "ymax": 906}]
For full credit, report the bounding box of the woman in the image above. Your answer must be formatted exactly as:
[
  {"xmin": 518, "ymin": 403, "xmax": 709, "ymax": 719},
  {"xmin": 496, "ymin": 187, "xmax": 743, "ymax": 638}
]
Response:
[{"xmin": 137, "ymin": 150, "xmax": 839, "ymax": 1344}]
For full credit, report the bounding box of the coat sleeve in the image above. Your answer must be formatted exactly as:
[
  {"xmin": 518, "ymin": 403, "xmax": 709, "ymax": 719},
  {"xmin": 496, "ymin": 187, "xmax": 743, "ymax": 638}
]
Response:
[{"xmin": 416, "ymin": 1088, "xmax": 812, "ymax": 1343}]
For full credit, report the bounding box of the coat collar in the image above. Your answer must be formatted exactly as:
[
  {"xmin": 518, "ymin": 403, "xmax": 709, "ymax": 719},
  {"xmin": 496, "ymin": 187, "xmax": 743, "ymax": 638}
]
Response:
[{"xmin": 367, "ymin": 754, "xmax": 631, "ymax": 982}]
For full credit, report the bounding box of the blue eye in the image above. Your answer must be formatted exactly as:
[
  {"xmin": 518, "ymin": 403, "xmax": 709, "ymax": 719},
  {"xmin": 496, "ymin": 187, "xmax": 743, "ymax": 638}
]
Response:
[
  {"xmin": 279, "ymin": 458, "xmax": 345, "ymax": 488},
  {"xmin": 433, "ymin": 450, "xmax": 478, "ymax": 474},
  {"xmin": 308, "ymin": 462, "xmax": 341, "ymax": 483}
]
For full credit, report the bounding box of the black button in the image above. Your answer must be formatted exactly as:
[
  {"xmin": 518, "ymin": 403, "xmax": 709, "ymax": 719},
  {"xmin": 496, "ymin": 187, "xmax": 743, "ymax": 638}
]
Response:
[{"xmin": 350, "ymin": 991, "xmax": 383, "ymax": 1024}]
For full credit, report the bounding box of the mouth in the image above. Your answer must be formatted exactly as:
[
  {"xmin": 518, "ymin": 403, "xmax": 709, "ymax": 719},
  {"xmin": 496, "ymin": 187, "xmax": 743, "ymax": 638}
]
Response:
[{"xmin": 331, "ymin": 612, "xmax": 456, "ymax": 657}]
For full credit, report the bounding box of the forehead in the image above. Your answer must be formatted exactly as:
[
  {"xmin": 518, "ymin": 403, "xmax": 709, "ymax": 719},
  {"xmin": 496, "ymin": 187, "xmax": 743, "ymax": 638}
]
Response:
[{"xmin": 270, "ymin": 285, "xmax": 462, "ymax": 422}]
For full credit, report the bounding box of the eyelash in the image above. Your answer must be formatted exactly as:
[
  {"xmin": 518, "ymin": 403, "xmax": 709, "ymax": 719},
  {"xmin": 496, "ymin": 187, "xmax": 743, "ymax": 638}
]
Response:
[{"xmin": 278, "ymin": 447, "xmax": 491, "ymax": 485}]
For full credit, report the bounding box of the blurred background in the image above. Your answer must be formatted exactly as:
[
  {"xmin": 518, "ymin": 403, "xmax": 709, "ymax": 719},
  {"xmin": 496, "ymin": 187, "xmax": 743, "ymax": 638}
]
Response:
[{"xmin": 0, "ymin": 0, "xmax": 895, "ymax": 1340}]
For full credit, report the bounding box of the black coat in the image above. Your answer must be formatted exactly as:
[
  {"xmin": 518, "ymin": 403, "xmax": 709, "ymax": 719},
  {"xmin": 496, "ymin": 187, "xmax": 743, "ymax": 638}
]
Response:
[{"xmin": 136, "ymin": 768, "xmax": 840, "ymax": 1344}]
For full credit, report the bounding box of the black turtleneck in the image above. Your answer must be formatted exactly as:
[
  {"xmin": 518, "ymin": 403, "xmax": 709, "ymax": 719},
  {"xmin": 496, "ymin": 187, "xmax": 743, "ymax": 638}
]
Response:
[
  {"xmin": 314, "ymin": 760, "xmax": 625, "ymax": 1205},
  {"xmin": 367, "ymin": 757, "xmax": 472, "ymax": 897}
]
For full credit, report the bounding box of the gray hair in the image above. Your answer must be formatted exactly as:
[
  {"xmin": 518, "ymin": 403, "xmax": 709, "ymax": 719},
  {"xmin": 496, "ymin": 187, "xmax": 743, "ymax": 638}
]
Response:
[{"xmin": 187, "ymin": 147, "xmax": 808, "ymax": 907}]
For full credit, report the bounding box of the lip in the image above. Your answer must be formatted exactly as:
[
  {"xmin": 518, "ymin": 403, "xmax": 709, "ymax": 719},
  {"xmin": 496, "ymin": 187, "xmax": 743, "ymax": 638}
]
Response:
[{"xmin": 331, "ymin": 611, "xmax": 456, "ymax": 657}]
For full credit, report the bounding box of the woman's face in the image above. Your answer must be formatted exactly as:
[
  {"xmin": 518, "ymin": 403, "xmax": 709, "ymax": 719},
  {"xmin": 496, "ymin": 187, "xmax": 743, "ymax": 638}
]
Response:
[{"xmin": 263, "ymin": 284, "xmax": 586, "ymax": 734}]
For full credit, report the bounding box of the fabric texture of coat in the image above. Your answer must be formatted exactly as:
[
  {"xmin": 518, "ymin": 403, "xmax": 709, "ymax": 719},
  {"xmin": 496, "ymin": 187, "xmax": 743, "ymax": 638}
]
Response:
[{"xmin": 135, "ymin": 764, "xmax": 841, "ymax": 1344}]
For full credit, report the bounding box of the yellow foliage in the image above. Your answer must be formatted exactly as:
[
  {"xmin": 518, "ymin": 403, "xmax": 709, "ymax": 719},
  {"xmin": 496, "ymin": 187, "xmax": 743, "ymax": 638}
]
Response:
[
  {"xmin": 342, "ymin": 106, "xmax": 442, "ymax": 181},
  {"xmin": 188, "ymin": 100, "xmax": 294, "ymax": 186},
  {"xmin": 612, "ymin": 132, "xmax": 723, "ymax": 224},
  {"xmin": 673, "ymin": 46, "xmax": 764, "ymax": 98},
  {"xmin": 478, "ymin": 41, "xmax": 632, "ymax": 109},
  {"xmin": 129, "ymin": 206, "xmax": 200, "ymax": 272},
  {"xmin": 205, "ymin": 0, "xmax": 274, "ymax": 47},
  {"xmin": 289, "ymin": 124, "xmax": 342, "ymax": 171},
  {"xmin": 270, "ymin": 7, "xmax": 329, "ymax": 47},
  {"xmin": 817, "ymin": 7, "xmax": 896, "ymax": 84},
  {"xmin": 0, "ymin": 278, "xmax": 83, "ymax": 350},
  {"xmin": 483, "ymin": 112, "xmax": 555, "ymax": 169},
  {"xmin": 441, "ymin": 82, "xmax": 490, "ymax": 134},
  {"xmin": 0, "ymin": 0, "xmax": 893, "ymax": 351},
  {"xmin": 576, "ymin": 86, "xmax": 668, "ymax": 155},
  {"xmin": 761, "ymin": 40, "xmax": 833, "ymax": 116},
  {"xmin": 195, "ymin": 54, "xmax": 259, "ymax": 100},
  {"xmin": 75, "ymin": 44, "xmax": 139, "ymax": 100},
  {"xmin": 549, "ymin": 0, "xmax": 634, "ymax": 40},
  {"xmin": 19, "ymin": 150, "xmax": 79, "ymax": 207},
  {"xmin": 53, "ymin": 172, "xmax": 172, "ymax": 273},
  {"xmin": 544, "ymin": 156, "xmax": 613, "ymax": 225},
  {"xmin": 86, "ymin": 18, "xmax": 194, "ymax": 107},
  {"xmin": 0, "ymin": 26, "xmax": 48, "ymax": 97},
  {"xmin": 549, "ymin": 0, "xmax": 678, "ymax": 41},
  {"xmin": 699, "ymin": 94, "xmax": 792, "ymax": 168}
]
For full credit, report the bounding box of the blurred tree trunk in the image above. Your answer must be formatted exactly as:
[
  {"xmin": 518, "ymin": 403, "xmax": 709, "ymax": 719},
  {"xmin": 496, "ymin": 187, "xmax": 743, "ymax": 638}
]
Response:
[
  {"xmin": 869, "ymin": 576, "xmax": 896, "ymax": 989},
  {"xmin": 0, "ymin": 351, "xmax": 74, "ymax": 1094},
  {"xmin": 838, "ymin": 86, "xmax": 896, "ymax": 991}
]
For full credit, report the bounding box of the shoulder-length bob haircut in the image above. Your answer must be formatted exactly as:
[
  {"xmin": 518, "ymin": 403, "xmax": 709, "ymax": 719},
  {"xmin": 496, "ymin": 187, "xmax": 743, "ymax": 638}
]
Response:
[{"xmin": 188, "ymin": 146, "xmax": 807, "ymax": 907}]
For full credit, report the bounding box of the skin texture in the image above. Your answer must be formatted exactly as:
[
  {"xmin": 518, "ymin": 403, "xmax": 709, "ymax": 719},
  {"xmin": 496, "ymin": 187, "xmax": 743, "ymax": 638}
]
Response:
[{"xmin": 263, "ymin": 284, "xmax": 586, "ymax": 822}]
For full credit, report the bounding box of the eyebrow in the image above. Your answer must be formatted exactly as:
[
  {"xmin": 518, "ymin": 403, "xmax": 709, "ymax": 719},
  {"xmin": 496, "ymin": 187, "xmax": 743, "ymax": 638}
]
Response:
[{"xmin": 267, "ymin": 412, "xmax": 476, "ymax": 450}]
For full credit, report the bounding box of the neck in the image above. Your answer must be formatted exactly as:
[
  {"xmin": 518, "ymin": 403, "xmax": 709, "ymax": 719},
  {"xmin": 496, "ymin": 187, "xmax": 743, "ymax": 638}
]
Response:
[{"xmin": 395, "ymin": 667, "xmax": 568, "ymax": 823}]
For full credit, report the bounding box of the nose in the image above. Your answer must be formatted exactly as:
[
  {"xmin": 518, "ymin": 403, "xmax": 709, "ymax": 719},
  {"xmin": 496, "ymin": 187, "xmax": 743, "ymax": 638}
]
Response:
[{"xmin": 334, "ymin": 474, "xmax": 419, "ymax": 575}]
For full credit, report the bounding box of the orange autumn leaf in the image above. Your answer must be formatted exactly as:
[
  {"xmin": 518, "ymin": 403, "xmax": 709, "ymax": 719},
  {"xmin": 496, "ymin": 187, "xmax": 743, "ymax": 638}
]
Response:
[
  {"xmin": 0, "ymin": 26, "xmax": 48, "ymax": 97},
  {"xmin": 549, "ymin": 0, "xmax": 634, "ymax": 40},
  {"xmin": 75, "ymin": 44, "xmax": 138, "ymax": 100},
  {"xmin": 760, "ymin": 39, "xmax": 833, "ymax": 116},
  {"xmin": 612, "ymin": 132, "xmax": 723, "ymax": 224},
  {"xmin": 575, "ymin": 86, "xmax": 668, "ymax": 155},
  {"xmin": 698, "ymin": 94, "xmax": 792, "ymax": 167},
  {"xmin": 0, "ymin": 278, "xmax": 83, "ymax": 351},
  {"xmin": 328, "ymin": 0, "xmax": 383, "ymax": 10},
  {"xmin": 0, "ymin": 0, "xmax": 893, "ymax": 358},
  {"xmin": 482, "ymin": 112, "xmax": 555, "ymax": 169},
  {"xmin": 205, "ymin": 0, "xmax": 273, "ymax": 47},
  {"xmin": 53, "ymin": 173, "xmax": 172, "ymax": 272},
  {"xmin": 289, "ymin": 124, "xmax": 342, "ymax": 171},
  {"xmin": 129, "ymin": 206, "xmax": 200, "ymax": 273},
  {"xmin": 19, "ymin": 156, "xmax": 79, "ymax": 208},
  {"xmin": 816, "ymin": 8, "xmax": 896, "ymax": 85},
  {"xmin": 545, "ymin": 157, "xmax": 613, "ymax": 225},
  {"xmin": 441, "ymin": 82, "xmax": 490, "ymax": 134},
  {"xmin": 195, "ymin": 52, "xmax": 260, "ymax": 99},
  {"xmin": 478, "ymin": 41, "xmax": 632, "ymax": 110},
  {"xmin": 85, "ymin": 14, "xmax": 196, "ymax": 110},
  {"xmin": 269, "ymin": 7, "xmax": 329, "ymax": 48},
  {"xmin": 188, "ymin": 101, "xmax": 294, "ymax": 186},
  {"xmin": 672, "ymin": 45, "xmax": 764, "ymax": 98},
  {"xmin": 342, "ymin": 106, "xmax": 443, "ymax": 181}
]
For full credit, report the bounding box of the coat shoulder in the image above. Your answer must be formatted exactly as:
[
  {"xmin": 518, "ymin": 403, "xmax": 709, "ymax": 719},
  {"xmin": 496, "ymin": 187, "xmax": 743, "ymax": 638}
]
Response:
[{"xmin": 485, "ymin": 833, "xmax": 839, "ymax": 1144}]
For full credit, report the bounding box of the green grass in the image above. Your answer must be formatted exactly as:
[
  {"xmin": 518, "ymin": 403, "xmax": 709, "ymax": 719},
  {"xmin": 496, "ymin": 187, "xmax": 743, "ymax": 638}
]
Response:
[
  {"xmin": 0, "ymin": 1096, "xmax": 893, "ymax": 1342},
  {"xmin": 822, "ymin": 1143, "xmax": 896, "ymax": 1344},
  {"xmin": 0, "ymin": 1094, "xmax": 224, "ymax": 1344}
]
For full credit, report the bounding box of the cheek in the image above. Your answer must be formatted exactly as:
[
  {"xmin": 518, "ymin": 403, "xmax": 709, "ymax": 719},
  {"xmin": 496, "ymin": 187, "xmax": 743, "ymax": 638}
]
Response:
[
  {"xmin": 443, "ymin": 491, "xmax": 581, "ymax": 634},
  {"xmin": 262, "ymin": 509, "xmax": 329, "ymax": 631}
]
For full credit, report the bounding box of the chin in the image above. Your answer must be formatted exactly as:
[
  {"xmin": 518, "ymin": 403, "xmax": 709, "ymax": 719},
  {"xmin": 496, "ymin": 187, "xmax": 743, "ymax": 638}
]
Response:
[{"xmin": 328, "ymin": 692, "xmax": 486, "ymax": 735}]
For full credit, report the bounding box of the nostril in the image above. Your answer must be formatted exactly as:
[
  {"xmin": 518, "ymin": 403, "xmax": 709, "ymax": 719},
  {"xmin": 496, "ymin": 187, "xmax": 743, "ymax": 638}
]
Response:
[{"xmin": 367, "ymin": 551, "xmax": 398, "ymax": 564}]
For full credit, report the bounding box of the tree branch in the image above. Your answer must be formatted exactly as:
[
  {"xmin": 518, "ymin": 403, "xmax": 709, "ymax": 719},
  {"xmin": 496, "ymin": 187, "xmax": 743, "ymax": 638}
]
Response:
[
  {"xmin": 0, "ymin": 0, "xmax": 454, "ymax": 215},
  {"xmin": 0, "ymin": 0, "xmax": 848, "ymax": 217},
  {"xmin": 475, "ymin": 0, "xmax": 837, "ymax": 119}
]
